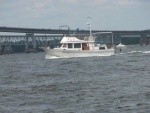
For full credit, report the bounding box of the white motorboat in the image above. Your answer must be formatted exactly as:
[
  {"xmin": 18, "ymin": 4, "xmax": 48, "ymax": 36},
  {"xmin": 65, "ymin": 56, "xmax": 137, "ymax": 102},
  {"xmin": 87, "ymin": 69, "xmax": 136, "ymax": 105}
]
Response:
[
  {"xmin": 45, "ymin": 15, "xmax": 118, "ymax": 58},
  {"xmin": 45, "ymin": 35, "xmax": 115, "ymax": 58}
]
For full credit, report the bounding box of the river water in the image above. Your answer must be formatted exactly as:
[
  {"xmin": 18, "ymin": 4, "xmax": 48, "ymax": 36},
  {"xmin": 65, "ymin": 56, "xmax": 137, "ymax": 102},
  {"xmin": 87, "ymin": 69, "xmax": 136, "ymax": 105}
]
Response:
[{"xmin": 0, "ymin": 45, "xmax": 150, "ymax": 113}]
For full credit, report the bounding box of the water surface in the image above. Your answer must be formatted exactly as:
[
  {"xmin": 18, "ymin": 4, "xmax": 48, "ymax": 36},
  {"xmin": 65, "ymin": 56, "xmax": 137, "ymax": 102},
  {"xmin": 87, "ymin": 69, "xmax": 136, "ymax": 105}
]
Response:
[{"xmin": 0, "ymin": 49, "xmax": 150, "ymax": 113}]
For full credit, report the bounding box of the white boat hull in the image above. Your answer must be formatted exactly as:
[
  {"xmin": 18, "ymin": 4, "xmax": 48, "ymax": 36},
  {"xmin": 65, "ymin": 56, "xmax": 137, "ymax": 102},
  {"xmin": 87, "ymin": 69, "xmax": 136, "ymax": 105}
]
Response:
[{"xmin": 45, "ymin": 48, "xmax": 115, "ymax": 58}]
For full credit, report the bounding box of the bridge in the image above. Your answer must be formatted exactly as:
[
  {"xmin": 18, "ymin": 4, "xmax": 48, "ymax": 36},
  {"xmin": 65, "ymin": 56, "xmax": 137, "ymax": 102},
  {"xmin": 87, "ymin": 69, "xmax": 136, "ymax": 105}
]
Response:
[{"xmin": 0, "ymin": 26, "xmax": 150, "ymax": 54}]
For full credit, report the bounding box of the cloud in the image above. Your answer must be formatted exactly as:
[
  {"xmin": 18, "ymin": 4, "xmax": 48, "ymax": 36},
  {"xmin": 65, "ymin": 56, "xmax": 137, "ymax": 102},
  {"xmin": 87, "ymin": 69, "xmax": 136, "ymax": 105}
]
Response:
[{"xmin": 0, "ymin": 0, "xmax": 150, "ymax": 30}]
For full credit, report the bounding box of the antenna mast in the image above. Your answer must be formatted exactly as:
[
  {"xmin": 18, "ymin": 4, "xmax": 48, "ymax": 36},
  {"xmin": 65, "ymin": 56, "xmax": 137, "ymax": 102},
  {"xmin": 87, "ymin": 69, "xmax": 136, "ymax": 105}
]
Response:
[{"xmin": 87, "ymin": 14, "xmax": 92, "ymax": 36}]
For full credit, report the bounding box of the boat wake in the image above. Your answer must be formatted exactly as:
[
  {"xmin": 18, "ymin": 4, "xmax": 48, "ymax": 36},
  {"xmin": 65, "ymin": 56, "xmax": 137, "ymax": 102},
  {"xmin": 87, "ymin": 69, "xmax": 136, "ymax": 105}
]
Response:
[
  {"xmin": 142, "ymin": 51, "xmax": 150, "ymax": 54},
  {"xmin": 45, "ymin": 55, "xmax": 60, "ymax": 59},
  {"xmin": 45, "ymin": 54, "xmax": 113, "ymax": 59},
  {"xmin": 127, "ymin": 51, "xmax": 150, "ymax": 55},
  {"xmin": 45, "ymin": 54, "xmax": 71, "ymax": 59},
  {"xmin": 116, "ymin": 50, "xmax": 150, "ymax": 56}
]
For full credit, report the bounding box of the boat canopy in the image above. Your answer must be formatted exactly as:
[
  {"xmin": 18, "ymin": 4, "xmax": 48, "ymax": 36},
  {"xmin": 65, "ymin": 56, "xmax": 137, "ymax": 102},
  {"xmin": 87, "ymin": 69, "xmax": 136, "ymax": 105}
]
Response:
[{"xmin": 60, "ymin": 36, "xmax": 94, "ymax": 43}]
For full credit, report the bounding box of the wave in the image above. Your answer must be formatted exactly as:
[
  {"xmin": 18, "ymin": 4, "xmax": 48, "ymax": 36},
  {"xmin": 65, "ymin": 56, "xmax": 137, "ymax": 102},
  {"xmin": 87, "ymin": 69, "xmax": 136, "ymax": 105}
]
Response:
[{"xmin": 45, "ymin": 55, "xmax": 60, "ymax": 59}]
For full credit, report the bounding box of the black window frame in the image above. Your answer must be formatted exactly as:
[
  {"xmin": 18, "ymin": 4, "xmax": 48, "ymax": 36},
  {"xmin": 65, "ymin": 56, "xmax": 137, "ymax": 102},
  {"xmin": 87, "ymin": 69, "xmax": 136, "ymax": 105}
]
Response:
[
  {"xmin": 68, "ymin": 43, "xmax": 73, "ymax": 48},
  {"xmin": 74, "ymin": 43, "xmax": 81, "ymax": 48}
]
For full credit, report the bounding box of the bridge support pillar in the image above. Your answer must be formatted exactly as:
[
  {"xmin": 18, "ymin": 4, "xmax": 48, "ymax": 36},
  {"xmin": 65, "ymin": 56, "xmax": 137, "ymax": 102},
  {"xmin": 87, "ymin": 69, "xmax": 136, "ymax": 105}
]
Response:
[
  {"xmin": 25, "ymin": 34, "xmax": 29, "ymax": 53},
  {"xmin": 0, "ymin": 44, "xmax": 2, "ymax": 55},
  {"xmin": 32, "ymin": 34, "xmax": 37, "ymax": 52},
  {"xmin": 25, "ymin": 33, "xmax": 37, "ymax": 53},
  {"xmin": 140, "ymin": 34, "xmax": 148, "ymax": 45},
  {"xmin": 4, "ymin": 45, "xmax": 13, "ymax": 54}
]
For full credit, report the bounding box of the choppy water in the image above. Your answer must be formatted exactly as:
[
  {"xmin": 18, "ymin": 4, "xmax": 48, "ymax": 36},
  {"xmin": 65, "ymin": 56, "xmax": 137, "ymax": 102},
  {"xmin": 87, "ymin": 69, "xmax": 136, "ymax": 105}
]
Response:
[{"xmin": 0, "ymin": 46, "xmax": 150, "ymax": 113}]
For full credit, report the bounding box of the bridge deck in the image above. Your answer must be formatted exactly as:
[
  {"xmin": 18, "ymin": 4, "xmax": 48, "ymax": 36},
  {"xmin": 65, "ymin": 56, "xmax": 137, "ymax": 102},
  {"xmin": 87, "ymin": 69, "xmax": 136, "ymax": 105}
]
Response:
[{"xmin": 1, "ymin": 26, "xmax": 150, "ymax": 35}]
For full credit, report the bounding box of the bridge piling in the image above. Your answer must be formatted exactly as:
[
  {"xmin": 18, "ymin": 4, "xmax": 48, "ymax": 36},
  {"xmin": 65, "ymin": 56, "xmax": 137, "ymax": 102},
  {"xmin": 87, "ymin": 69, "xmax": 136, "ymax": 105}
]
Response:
[
  {"xmin": 140, "ymin": 34, "xmax": 150, "ymax": 45},
  {"xmin": 32, "ymin": 33, "xmax": 37, "ymax": 52},
  {"xmin": 25, "ymin": 33, "xmax": 37, "ymax": 53},
  {"xmin": 25, "ymin": 34, "xmax": 29, "ymax": 53},
  {"xmin": 0, "ymin": 44, "xmax": 2, "ymax": 55},
  {"xmin": 4, "ymin": 45, "xmax": 13, "ymax": 54}
]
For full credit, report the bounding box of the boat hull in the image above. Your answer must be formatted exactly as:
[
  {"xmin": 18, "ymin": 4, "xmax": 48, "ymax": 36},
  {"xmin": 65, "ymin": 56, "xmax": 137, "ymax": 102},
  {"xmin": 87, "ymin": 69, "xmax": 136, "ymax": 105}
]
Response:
[{"xmin": 45, "ymin": 48, "xmax": 115, "ymax": 58}]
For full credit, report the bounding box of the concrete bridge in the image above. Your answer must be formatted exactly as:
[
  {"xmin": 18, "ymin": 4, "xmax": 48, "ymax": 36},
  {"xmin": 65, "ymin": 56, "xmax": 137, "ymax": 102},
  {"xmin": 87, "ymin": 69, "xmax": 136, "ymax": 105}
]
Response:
[
  {"xmin": 0, "ymin": 26, "xmax": 150, "ymax": 54},
  {"xmin": 1, "ymin": 26, "xmax": 150, "ymax": 35}
]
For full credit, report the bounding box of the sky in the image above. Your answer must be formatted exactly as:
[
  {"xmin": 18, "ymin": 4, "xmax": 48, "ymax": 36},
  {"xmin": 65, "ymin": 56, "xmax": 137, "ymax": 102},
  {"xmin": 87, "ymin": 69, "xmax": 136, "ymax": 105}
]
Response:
[{"xmin": 0, "ymin": 0, "xmax": 150, "ymax": 31}]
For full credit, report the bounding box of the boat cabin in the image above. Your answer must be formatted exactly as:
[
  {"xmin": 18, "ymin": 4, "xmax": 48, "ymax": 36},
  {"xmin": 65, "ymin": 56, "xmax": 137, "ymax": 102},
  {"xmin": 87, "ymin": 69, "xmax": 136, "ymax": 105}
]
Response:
[{"xmin": 59, "ymin": 36, "xmax": 108, "ymax": 50}]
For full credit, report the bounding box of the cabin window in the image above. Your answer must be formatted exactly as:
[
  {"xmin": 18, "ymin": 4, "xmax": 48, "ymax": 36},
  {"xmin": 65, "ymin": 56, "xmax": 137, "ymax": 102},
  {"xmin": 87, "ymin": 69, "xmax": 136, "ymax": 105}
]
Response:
[
  {"xmin": 74, "ymin": 43, "xmax": 81, "ymax": 48},
  {"xmin": 68, "ymin": 43, "xmax": 73, "ymax": 48},
  {"xmin": 99, "ymin": 47, "xmax": 105, "ymax": 50}
]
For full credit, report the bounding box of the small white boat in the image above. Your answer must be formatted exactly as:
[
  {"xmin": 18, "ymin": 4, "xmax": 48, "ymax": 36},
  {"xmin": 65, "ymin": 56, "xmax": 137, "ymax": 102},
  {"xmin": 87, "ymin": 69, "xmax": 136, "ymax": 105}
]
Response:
[
  {"xmin": 45, "ymin": 14, "xmax": 116, "ymax": 58},
  {"xmin": 116, "ymin": 43, "xmax": 126, "ymax": 49}
]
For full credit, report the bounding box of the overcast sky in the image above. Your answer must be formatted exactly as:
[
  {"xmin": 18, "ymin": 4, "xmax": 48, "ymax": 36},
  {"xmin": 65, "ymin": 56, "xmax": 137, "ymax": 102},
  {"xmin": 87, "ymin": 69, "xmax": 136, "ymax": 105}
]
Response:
[{"xmin": 0, "ymin": 0, "xmax": 150, "ymax": 30}]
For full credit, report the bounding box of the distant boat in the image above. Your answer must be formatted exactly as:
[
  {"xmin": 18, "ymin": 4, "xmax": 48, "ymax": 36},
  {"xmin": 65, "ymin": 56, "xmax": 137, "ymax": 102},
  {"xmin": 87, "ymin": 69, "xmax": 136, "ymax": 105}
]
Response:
[
  {"xmin": 116, "ymin": 43, "xmax": 126, "ymax": 49},
  {"xmin": 45, "ymin": 15, "xmax": 125, "ymax": 58}
]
